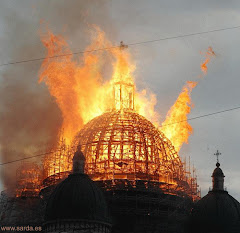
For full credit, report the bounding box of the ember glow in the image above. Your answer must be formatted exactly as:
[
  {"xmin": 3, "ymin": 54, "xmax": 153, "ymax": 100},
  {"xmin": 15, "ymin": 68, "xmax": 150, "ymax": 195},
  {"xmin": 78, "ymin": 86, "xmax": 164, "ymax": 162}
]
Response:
[
  {"xmin": 16, "ymin": 162, "xmax": 41, "ymax": 197},
  {"xmin": 201, "ymin": 46, "xmax": 216, "ymax": 75}
]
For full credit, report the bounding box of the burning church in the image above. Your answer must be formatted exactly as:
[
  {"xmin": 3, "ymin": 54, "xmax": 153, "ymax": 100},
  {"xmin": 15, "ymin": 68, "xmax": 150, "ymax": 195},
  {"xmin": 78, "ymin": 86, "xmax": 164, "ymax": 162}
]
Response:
[
  {"xmin": 0, "ymin": 85, "xmax": 199, "ymax": 232},
  {"xmin": 38, "ymin": 74, "xmax": 200, "ymax": 232},
  {"xmin": 0, "ymin": 28, "xmax": 219, "ymax": 232}
]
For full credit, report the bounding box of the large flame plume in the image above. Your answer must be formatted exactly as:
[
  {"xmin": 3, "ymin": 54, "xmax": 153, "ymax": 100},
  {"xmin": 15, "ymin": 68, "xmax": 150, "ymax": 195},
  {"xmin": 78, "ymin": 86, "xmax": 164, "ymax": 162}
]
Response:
[
  {"xmin": 39, "ymin": 26, "xmax": 215, "ymax": 153},
  {"xmin": 39, "ymin": 27, "xmax": 111, "ymax": 144},
  {"xmin": 39, "ymin": 26, "xmax": 158, "ymax": 145},
  {"xmin": 161, "ymin": 81, "xmax": 197, "ymax": 152}
]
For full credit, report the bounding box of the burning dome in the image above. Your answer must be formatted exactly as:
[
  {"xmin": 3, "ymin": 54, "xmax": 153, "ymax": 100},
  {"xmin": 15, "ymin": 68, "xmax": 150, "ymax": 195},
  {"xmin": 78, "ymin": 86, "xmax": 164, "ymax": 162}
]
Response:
[
  {"xmin": 73, "ymin": 109, "xmax": 183, "ymax": 187},
  {"xmin": 41, "ymin": 39, "xmax": 199, "ymax": 200}
]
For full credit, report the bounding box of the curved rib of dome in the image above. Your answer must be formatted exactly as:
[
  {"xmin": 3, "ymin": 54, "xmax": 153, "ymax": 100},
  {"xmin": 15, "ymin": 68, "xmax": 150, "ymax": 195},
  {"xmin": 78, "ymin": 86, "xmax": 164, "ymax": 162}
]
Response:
[{"xmin": 72, "ymin": 110, "xmax": 192, "ymax": 196}]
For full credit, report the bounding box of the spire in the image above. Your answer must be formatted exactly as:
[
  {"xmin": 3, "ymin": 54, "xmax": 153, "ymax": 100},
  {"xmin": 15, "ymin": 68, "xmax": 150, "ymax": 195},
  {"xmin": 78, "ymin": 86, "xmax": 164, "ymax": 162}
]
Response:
[
  {"xmin": 112, "ymin": 41, "xmax": 134, "ymax": 111},
  {"xmin": 72, "ymin": 145, "xmax": 85, "ymax": 174},
  {"xmin": 214, "ymin": 149, "xmax": 221, "ymax": 166},
  {"xmin": 211, "ymin": 150, "xmax": 225, "ymax": 191}
]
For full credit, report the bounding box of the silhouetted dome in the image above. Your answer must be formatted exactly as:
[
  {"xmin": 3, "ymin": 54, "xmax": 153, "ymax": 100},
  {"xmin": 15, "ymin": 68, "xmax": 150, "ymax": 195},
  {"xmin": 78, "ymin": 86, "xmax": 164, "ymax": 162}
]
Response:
[
  {"xmin": 192, "ymin": 190, "xmax": 240, "ymax": 221},
  {"xmin": 45, "ymin": 173, "xmax": 110, "ymax": 224},
  {"xmin": 189, "ymin": 160, "xmax": 240, "ymax": 233},
  {"xmin": 189, "ymin": 190, "xmax": 240, "ymax": 232}
]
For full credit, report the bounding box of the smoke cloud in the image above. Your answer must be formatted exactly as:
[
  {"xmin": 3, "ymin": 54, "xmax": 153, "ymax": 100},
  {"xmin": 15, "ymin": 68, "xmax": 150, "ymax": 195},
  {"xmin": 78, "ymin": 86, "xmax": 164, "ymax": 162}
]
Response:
[{"xmin": 0, "ymin": 0, "xmax": 113, "ymax": 190}]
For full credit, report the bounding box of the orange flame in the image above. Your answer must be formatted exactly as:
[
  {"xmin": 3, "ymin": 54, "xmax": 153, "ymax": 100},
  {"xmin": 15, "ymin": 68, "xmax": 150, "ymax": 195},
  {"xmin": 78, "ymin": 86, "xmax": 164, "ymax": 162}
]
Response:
[
  {"xmin": 39, "ymin": 25, "xmax": 215, "ymax": 153},
  {"xmin": 161, "ymin": 47, "xmax": 215, "ymax": 151},
  {"xmin": 39, "ymin": 27, "xmax": 112, "ymax": 144},
  {"xmin": 37, "ymin": 26, "xmax": 213, "ymax": 202},
  {"xmin": 39, "ymin": 26, "xmax": 158, "ymax": 145},
  {"xmin": 161, "ymin": 81, "xmax": 197, "ymax": 152}
]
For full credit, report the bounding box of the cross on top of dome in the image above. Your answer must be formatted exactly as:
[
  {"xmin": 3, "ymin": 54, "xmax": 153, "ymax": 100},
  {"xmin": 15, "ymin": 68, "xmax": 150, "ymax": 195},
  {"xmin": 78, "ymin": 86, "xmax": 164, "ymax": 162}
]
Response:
[
  {"xmin": 214, "ymin": 150, "xmax": 221, "ymax": 167},
  {"xmin": 211, "ymin": 150, "xmax": 225, "ymax": 191},
  {"xmin": 119, "ymin": 41, "xmax": 128, "ymax": 50}
]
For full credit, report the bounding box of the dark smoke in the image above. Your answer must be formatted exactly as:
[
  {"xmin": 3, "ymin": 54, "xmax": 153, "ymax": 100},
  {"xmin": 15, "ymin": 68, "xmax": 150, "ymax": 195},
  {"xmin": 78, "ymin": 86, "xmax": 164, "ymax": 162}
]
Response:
[{"xmin": 0, "ymin": 0, "xmax": 114, "ymax": 190}]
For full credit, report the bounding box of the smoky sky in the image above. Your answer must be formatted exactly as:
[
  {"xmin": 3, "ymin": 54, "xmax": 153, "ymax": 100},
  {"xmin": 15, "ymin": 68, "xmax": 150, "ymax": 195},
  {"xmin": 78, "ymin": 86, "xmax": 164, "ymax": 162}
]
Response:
[
  {"xmin": 0, "ymin": 0, "xmax": 240, "ymax": 199},
  {"xmin": 0, "ymin": 0, "xmax": 113, "ymax": 189}
]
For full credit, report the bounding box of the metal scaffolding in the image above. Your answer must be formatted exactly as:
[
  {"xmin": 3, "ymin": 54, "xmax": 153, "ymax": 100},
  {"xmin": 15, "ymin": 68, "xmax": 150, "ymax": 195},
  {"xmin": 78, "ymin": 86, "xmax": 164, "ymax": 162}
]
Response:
[
  {"xmin": 16, "ymin": 162, "xmax": 42, "ymax": 197},
  {"xmin": 43, "ymin": 109, "xmax": 200, "ymax": 200}
]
